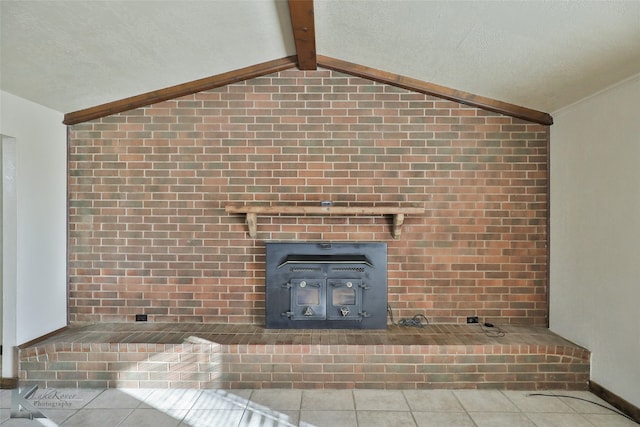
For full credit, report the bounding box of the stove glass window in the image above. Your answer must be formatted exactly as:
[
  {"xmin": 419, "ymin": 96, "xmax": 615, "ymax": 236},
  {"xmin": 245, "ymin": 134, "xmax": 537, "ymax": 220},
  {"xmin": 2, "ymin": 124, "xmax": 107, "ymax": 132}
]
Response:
[
  {"xmin": 333, "ymin": 288, "xmax": 356, "ymax": 306},
  {"xmin": 297, "ymin": 287, "xmax": 320, "ymax": 306}
]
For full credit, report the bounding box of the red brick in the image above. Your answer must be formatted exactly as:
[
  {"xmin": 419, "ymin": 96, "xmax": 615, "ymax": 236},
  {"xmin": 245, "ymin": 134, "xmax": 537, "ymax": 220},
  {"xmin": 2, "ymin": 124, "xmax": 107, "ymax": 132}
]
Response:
[{"xmin": 68, "ymin": 69, "xmax": 548, "ymax": 325}]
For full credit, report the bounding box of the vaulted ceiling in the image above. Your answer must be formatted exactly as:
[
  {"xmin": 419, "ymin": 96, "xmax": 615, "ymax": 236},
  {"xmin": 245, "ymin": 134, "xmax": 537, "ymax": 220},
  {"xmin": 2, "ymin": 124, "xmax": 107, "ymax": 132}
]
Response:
[{"xmin": 2, "ymin": 0, "xmax": 639, "ymax": 119}]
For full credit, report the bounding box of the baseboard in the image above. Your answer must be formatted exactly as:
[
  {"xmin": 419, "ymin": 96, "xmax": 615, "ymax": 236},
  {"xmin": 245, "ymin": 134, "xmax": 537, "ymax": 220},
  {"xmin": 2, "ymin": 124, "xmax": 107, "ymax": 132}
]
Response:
[
  {"xmin": 590, "ymin": 380, "xmax": 640, "ymax": 424},
  {"xmin": 0, "ymin": 377, "xmax": 18, "ymax": 389}
]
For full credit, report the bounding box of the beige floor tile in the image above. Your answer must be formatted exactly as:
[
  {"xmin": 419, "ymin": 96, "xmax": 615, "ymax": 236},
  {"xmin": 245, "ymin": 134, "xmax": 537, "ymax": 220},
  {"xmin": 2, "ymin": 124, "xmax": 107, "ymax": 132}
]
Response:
[
  {"xmin": 85, "ymin": 388, "xmax": 151, "ymax": 408},
  {"xmin": 453, "ymin": 390, "xmax": 519, "ymax": 412},
  {"xmin": 35, "ymin": 408, "xmax": 77, "ymax": 425},
  {"xmin": 502, "ymin": 390, "xmax": 573, "ymax": 413},
  {"xmin": 0, "ymin": 408, "xmax": 11, "ymax": 423},
  {"xmin": 356, "ymin": 410, "xmax": 417, "ymax": 427},
  {"xmin": 353, "ymin": 390, "xmax": 410, "ymax": 411},
  {"xmin": 468, "ymin": 411, "xmax": 536, "ymax": 427},
  {"xmin": 191, "ymin": 389, "xmax": 250, "ymax": 410},
  {"xmin": 582, "ymin": 413, "xmax": 639, "ymax": 427},
  {"xmin": 300, "ymin": 410, "xmax": 358, "ymax": 427},
  {"xmin": 302, "ymin": 389, "xmax": 355, "ymax": 410},
  {"xmin": 117, "ymin": 388, "xmax": 157, "ymax": 402},
  {"xmin": 2, "ymin": 404, "xmax": 67, "ymax": 425},
  {"xmin": 119, "ymin": 408, "xmax": 186, "ymax": 427},
  {"xmin": 0, "ymin": 390, "xmax": 13, "ymax": 409},
  {"xmin": 403, "ymin": 390, "xmax": 465, "ymax": 412},
  {"xmin": 242, "ymin": 408, "xmax": 299, "ymax": 426},
  {"xmin": 0, "ymin": 418, "xmax": 47, "ymax": 426},
  {"xmin": 142, "ymin": 389, "xmax": 202, "ymax": 409},
  {"xmin": 180, "ymin": 409, "xmax": 245, "ymax": 427},
  {"xmin": 248, "ymin": 389, "xmax": 303, "ymax": 411},
  {"xmin": 3, "ymin": 406, "xmax": 63, "ymax": 426},
  {"xmin": 553, "ymin": 391, "xmax": 619, "ymax": 414},
  {"xmin": 525, "ymin": 412, "xmax": 595, "ymax": 427},
  {"xmin": 60, "ymin": 408, "xmax": 133, "ymax": 427},
  {"xmin": 413, "ymin": 411, "xmax": 476, "ymax": 427}
]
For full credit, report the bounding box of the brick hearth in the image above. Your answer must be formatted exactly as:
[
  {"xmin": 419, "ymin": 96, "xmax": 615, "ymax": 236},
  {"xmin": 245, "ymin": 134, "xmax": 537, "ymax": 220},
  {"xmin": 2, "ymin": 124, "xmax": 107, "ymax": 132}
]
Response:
[{"xmin": 19, "ymin": 324, "xmax": 589, "ymax": 390}]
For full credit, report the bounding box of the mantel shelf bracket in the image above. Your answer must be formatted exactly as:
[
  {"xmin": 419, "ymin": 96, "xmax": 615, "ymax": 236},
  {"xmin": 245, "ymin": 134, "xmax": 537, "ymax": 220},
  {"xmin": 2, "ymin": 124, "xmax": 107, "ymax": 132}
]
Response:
[
  {"xmin": 246, "ymin": 212, "xmax": 258, "ymax": 239},
  {"xmin": 225, "ymin": 205, "xmax": 424, "ymax": 239},
  {"xmin": 392, "ymin": 213, "xmax": 405, "ymax": 239}
]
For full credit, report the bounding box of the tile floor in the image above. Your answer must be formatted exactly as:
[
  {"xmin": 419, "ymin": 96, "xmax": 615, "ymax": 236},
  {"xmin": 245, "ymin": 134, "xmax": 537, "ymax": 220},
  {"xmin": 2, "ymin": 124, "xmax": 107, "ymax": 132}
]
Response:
[{"xmin": 0, "ymin": 388, "xmax": 637, "ymax": 427}]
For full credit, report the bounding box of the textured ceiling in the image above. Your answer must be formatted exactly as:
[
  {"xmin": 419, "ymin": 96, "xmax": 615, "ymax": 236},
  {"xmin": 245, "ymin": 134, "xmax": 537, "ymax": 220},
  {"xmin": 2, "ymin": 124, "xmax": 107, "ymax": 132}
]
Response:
[
  {"xmin": 2, "ymin": 0, "xmax": 640, "ymax": 116},
  {"xmin": 316, "ymin": 0, "xmax": 640, "ymax": 113}
]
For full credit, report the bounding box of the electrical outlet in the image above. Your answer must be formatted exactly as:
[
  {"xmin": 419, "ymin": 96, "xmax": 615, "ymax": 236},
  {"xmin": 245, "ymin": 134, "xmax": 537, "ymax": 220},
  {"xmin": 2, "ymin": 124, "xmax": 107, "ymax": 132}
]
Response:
[
  {"xmin": 135, "ymin": 314, "xmax": 147, "ymax": 322},
  {"xmin": 466, "ymin": 316, "xmax": 479, "ymax": 324}
]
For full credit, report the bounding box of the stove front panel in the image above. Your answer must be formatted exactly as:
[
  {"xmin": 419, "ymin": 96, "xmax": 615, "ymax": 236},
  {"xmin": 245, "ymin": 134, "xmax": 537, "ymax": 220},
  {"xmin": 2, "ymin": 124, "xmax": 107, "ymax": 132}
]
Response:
[{"xmin": 265, "ymin": 242, "xmax": 387, "ymax": 329}]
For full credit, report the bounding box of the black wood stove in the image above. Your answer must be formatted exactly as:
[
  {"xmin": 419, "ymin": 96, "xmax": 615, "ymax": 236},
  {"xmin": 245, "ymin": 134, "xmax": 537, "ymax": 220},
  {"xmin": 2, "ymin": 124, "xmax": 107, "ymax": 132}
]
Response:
[{"xmin": 265, "ymin": 242, "xmax": 387, "ymax": 329}]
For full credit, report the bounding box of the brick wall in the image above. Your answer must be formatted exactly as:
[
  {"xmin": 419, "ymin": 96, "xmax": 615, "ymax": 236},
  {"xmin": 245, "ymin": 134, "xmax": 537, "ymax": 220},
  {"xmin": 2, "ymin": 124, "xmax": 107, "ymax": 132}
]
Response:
[{"xmin": 68, "ymin": 68, "xmax": 549, "ymax": 326}]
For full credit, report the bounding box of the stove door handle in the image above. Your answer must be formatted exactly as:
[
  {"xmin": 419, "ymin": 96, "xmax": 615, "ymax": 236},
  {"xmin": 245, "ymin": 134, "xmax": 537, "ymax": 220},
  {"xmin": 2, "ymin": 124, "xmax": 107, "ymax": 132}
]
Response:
[
  {"xmin": 332, "ymin": 281, "xmax": 354, "ymax": 288},
  {"xmin": 299, "ymin": 281, "xmax": 321, "ymax": 288}
]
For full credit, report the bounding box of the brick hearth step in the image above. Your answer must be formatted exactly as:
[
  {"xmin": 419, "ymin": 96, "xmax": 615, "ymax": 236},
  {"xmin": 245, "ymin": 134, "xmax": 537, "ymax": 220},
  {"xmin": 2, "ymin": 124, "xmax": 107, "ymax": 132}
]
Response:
[{"xmin": 19, "ymin": 323, "xmax": 589, "ymax": 390}]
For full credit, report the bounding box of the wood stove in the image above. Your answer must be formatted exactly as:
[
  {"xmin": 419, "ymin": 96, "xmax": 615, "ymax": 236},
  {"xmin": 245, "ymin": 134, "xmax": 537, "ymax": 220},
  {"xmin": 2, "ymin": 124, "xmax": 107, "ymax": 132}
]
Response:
[{"xmin": 265, "ymin": 242, "xmax": 387, "ymax": 329}]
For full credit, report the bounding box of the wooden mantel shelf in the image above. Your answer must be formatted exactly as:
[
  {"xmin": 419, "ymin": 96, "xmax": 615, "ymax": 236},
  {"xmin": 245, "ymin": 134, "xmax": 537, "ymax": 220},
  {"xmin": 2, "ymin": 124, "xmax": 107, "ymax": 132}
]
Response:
[{"xmin": 225, "ymin": 204, "xmax": 425, "ymax": 239}]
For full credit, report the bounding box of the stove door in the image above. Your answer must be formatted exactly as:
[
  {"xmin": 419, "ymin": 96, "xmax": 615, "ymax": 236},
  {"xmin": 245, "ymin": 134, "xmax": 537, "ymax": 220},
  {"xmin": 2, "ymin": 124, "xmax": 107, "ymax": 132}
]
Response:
[
  {"xmin": 290, "ymin": 278, "xmax": 326, "ymax": 320},
  {"xmin": 327, "ymin": 279, "xmax": 362, "ymax": 321}
]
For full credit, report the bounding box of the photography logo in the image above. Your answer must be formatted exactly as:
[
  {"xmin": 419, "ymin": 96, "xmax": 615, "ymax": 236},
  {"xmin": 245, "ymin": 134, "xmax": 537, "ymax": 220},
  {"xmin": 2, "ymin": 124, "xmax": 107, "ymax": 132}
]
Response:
[
  {"xmin": 12, "ymin": 385, "xmax": 82, "ymax": 419},
  {"xmin": 11, "ymin": 385, "xmax": 44, "ymax": 419}
]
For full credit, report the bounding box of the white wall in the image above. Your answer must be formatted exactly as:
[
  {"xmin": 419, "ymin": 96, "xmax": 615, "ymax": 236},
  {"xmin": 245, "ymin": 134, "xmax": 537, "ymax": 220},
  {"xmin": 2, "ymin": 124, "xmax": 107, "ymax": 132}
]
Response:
[
  {"xmin": 0, "ymin": 91, "xmax": 67, "ymax": 369},
  {"xmin": 1, "ymin": 135, "xmax": 18, "ymax": 378},
  {"xmin": 550, "ymin": 74, "xmax": 640, "ymax": 408}
]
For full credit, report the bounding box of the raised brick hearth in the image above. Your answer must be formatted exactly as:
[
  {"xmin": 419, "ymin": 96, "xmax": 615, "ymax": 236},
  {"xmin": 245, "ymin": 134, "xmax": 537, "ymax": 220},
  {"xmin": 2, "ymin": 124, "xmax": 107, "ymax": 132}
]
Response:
[{"xmin": 19, "ymin": 324, "xmax": 589, "ymax": 390}]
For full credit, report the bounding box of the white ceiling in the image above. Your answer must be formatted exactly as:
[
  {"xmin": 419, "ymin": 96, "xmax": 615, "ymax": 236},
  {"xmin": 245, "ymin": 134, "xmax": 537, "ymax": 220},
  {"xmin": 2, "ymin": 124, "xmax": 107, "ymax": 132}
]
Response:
[{"xmin": 2, "ymin": 0, "xmax": 640, "ymax": 116}]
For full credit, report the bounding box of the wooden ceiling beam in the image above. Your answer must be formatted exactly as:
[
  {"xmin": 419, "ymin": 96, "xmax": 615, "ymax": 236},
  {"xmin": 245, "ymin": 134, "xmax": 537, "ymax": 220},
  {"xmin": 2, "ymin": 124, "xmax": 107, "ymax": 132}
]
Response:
[
  {"xmin": 288, "ymin": 0, "xmax": 317, "ymax": 70},
  {"xmin": 63, "ymin": 56, "xmax": 298, "ymax": 125},
  {"xmin": 317, "ymin": 55, "xmax": 553, "ymax": 126}
]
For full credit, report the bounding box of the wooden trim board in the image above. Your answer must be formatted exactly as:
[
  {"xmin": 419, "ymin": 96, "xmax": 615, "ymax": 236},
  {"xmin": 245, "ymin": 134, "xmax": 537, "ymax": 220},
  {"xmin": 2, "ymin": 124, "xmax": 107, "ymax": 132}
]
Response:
[
  {"xmin": 63, "ymin": 56, "xmax": 298, "ymax": 125},
  {"xmin": 317, "ymin": 55, "xmax": 553, "ymax": 126},
  {"xmin": 590, "ymin": 380, "xmax": 640, "ymax": 424}
]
